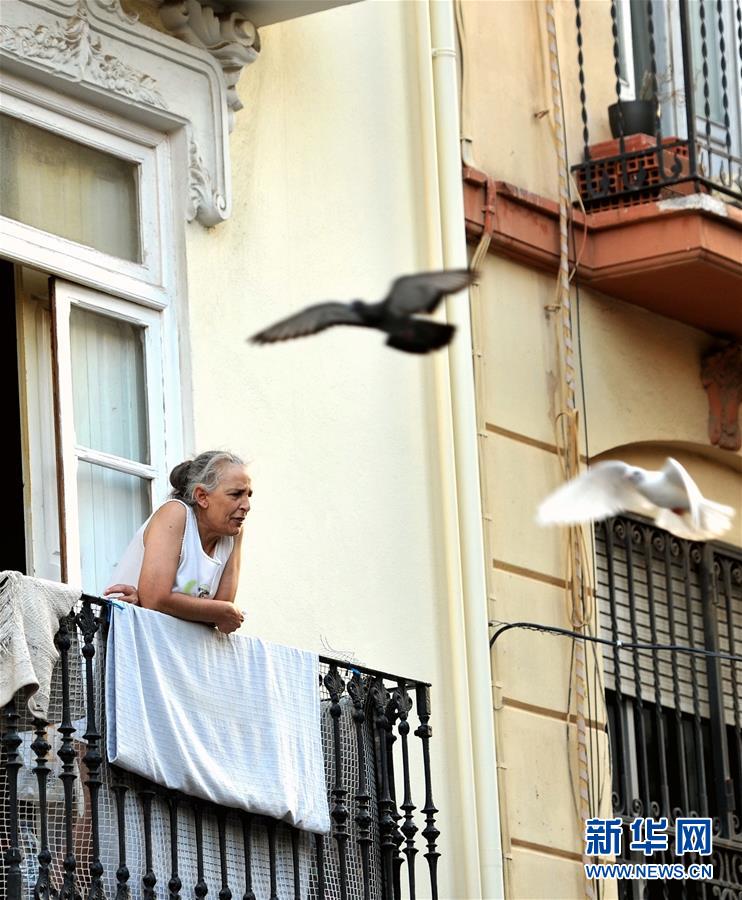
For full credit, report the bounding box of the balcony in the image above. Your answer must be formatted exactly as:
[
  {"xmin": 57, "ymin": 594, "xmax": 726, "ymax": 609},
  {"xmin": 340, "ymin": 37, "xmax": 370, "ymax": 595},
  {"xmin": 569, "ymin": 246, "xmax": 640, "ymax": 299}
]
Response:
[
  {"xmin": 463, "ymin": 0, "xmax": 742, "ymax": 339},
  {"xmin": 1, "ymin": 596, "xmax": 441, "ymax": 899}
]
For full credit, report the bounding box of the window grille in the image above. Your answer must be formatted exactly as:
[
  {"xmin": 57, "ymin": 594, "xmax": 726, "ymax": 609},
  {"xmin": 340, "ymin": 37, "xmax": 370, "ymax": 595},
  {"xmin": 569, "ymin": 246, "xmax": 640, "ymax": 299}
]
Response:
[{"xmin": 596, "ymin": 516, "xmax": 742, "ymax": 898}]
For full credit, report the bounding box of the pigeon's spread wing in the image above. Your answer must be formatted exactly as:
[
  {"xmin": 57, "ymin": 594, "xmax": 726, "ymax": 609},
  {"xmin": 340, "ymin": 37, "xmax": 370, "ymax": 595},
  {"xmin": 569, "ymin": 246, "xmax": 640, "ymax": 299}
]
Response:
[
  {"xmin": 249, "ymin": 302, "xmax": 366, "ymax": 344},
  {"xmin": 536, "ymin": 461, "xmax": 655, "ymax": 525},
  {"xmin": 384, "ymin": 269, "xmax": 476, "ymax": 316}
]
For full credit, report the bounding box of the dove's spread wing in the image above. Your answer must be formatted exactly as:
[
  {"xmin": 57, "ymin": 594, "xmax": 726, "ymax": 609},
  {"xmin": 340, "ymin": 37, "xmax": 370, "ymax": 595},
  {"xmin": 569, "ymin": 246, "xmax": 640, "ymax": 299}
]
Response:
[
  {"xmin": 536, "ymin": 461, "xmax": 656, "ymax": 525},
  {"xmin": 654, "ymin": 458, "xmax": 735, "ymax": 540},
  {"xmin": 384, "ymin": 269, "xmax": 476, "ymax": 316},
  {"xmin": 250, "ymin": 302, "xmax": 366, "ymax": 344}
]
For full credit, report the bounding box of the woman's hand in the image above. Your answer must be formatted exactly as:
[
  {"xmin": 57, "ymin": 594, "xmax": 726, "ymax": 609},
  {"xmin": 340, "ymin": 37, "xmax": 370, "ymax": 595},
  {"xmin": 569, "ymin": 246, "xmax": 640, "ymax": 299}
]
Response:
[
  {"xmin": 211, "ymin": 602, "xmax": 245, "ymax": 634},
  {"xmin": 104, "ymin": 584, "xmax": 139, "ymax": 605}
]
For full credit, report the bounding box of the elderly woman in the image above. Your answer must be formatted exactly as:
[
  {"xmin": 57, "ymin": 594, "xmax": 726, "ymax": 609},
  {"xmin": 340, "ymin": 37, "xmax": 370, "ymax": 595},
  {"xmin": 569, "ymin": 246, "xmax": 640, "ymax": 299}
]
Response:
[{"xmin": 105, "ymin": 450, "xmax": 251, "ymax": 634}]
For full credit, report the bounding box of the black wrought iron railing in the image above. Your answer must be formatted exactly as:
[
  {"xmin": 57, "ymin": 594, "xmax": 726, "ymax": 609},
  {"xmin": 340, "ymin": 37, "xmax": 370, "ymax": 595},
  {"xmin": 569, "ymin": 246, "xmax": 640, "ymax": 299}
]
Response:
[
  {"xmin": 571, "ymin": 0, "xmax": 742, "ymax": 210},
  {"xmin": 0, "ymin": 596, "xmax": 441, "ymax": 900},
  {"xmin": 597, "ymin": 516, "xmax": 742, "ymax": 898}
]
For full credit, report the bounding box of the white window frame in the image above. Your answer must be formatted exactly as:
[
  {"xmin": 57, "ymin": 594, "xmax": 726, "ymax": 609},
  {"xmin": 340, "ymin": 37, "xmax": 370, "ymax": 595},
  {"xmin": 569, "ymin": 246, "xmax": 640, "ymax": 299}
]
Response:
[
  {"xmin": 50, "ymin": 279, "xmax": 168, "ymax": 587},
  {"xmin": 0, "ymin": 72, "xmax": 176, "ymax": 310},
  {"xmin": 4, "ymin": 72, "xmax": 187, "ymax": 585},
  {"xmin": 616, "ymin": 0, "xmax": 638, "ymax": 100}
]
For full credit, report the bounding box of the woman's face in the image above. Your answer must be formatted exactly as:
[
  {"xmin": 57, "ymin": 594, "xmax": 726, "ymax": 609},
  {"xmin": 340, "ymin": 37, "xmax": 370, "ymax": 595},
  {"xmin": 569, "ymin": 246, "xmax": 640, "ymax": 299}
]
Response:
[{"xmin": 197, "ymin": 464, "xmax": 252, "ymax": 536}]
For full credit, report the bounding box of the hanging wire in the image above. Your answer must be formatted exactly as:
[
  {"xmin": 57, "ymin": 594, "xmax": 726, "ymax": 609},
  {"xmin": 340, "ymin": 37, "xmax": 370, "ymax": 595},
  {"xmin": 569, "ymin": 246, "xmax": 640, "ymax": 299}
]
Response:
[
  {"xmin": 544, "ymin": 7, "xmax": 601, "ymax": 897},
  {"xmin": 489, "ymin": 620, "xmax": 742, "ymax": 664}
]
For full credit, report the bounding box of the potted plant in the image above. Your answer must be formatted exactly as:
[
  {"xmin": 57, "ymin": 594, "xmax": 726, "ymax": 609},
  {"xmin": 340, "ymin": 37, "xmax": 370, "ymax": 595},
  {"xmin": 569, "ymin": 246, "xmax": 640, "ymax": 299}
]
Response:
[{"xmin": 608, "ymin": 71, "xmax": 657, "ymax": 138}]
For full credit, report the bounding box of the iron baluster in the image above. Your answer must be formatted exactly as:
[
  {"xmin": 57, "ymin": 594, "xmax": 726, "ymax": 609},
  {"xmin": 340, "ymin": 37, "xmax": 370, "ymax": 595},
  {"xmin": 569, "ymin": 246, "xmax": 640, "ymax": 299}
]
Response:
[
  {"xmin": 291, "ymin": 827, "xmax": 300, "ymax": 900},
  {"xmin": 267, "ymin": 821, "xmax": 278, "ymax": 900},
  {"xmin": 720, "ymin": 558, "xmax": 742, "ymax": 838},
  {"xmin": 2, "ymin": 697, "xmax": 23, "ymax": 900},
  {"xmin": 111, "ymin": 773, "xmax": 130, "ymax": 900},
  {"xmin": 193, "ymin": 802, "xmax": 207, "ymax": 900},
  {"xmin": 313, "ymin": 834, "xmax": 325, "ymax": 900},
  {"xmin": 701, "ymin": 548, "xmax": 735, "ymax": 838},
  {"xmin": 646, "ymin": 1, "xmax": 668, "ymax": 185},
  {"xmin": 574, "ymin": 0, "xmax": 594, "ymax": 201},
  {"xmin": 56, "ymin": 614, "xmax": 80, "ymax": 900},
  {"xmin": 685, "ymin": 544, "xmax": 710, "ymax": 818},
  {"xmin": 324, "ymin": 664, "xmax": 349, "ymax": 900},
  {"xmin": 414, "ymin": 684, "xmax": 439, "ymax": 900},
  {"xmin": 716, "ymin": 0, "xmax": 734, "ymax": 184},
  {"xmin": 678, "ymin": 0, "xmax": 700, "ymax": 179},
  {"xmin": 663, "ymin": 537, "xmax": 692, "ymax": 823},
  {"xmin": 241, "ymin": 814, "xmax": 255, "ymax": 900},
  {"xmin": 643, "ymin": 529, "xmax": 672, "ymax": 820},
  {"xmin": 217, "ymin": 808, "xmax": 232, "ymax": 900},
  {"xmin": 604, "ymin": 520, "xmax": 632, "ymax": 815},
  {"xmin": 370, "ymin": 677, "xmax": 395, "ymax": 899},
  {"xmin": 347, "ymin": 672, "xmax": 371, "ymax": 900},
  {"xmin": 609, "ymin": 0, "xmax": 628, "ymax": 190},
  {"xmin": 139, "ymin": 788, "xmax": 157, "ymax": 900},
  {"xmin": 699, "ymin": 0, "xmax": 714, "ymax": 180},
  {"xmin": 643, "ymin": 528, "xmax": 672, "ymax": 900},
  {"xmin": 383, "ymin": 690, "xmax": 403, "ymax": 899},
  {"xmin": 624, "ymin": 524, "xmax": 652, "ymax": 816},
  {"xmin": 395, "ymin": 681, "xmax": 417, "ymax": 900},
  {"xmin": 77, "ymin": 604, "xmax": 105, "ymax": 900},
  {"xmin": 167, "ymin": 795, "xmax": 182, "ymax": 900},
  {"xmin": 31, "ymin": 714, "xmax": 56, "ymax": 900}
]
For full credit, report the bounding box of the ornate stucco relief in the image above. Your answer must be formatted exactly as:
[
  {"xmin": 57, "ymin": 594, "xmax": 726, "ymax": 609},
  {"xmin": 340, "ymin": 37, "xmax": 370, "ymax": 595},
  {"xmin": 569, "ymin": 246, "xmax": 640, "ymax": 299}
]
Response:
[
  {"xmin": 159, "ymin": 0, "xmax": 259, "ymax": 131},
  {"xmin": 0, "ymin": 0, "xmax": 241, "ymax": 227},
  {"xmin": 188, "ymin": 138, "xmax": 227, "ymax": 227},
  {"xmin": 0, "ymin": 0, "xmax": 167, "ymax": 107}
]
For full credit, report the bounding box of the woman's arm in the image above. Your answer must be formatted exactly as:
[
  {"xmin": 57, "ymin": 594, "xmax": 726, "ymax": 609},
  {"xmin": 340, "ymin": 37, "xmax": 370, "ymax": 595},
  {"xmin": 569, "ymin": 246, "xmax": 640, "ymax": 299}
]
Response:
[
  {"xmin": 213, "ymin": 528, "xmax": 244, "ymax": 603},
  {"xmin": 138, "ymin": 503, "xmax": 243, "ymax": 634}
]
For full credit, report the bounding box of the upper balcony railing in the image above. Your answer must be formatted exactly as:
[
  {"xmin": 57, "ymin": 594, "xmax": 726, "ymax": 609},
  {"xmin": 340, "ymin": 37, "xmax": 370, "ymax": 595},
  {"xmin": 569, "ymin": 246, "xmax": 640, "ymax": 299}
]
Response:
[
  {"xmin": 0, "ymin": 595, "xmax": 441, "ymax": 900},
  {"xmin": 571, "ymin": 0, "xmax": 742, "ymax": 212}
]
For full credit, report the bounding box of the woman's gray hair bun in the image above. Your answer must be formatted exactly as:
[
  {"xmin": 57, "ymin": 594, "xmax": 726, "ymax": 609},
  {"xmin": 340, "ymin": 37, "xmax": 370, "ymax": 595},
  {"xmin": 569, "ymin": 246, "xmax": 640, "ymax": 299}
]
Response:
[{"xmin": 169, "ymin": 451, "xmax": 245, "ymax": 507}]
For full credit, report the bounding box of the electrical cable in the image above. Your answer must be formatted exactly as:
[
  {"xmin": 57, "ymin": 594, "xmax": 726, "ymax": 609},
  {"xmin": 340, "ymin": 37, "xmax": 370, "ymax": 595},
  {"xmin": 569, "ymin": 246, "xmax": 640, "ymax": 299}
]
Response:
[{"xmin": 489, "ymin": 619, "xmax": 742, "ymax": 663}]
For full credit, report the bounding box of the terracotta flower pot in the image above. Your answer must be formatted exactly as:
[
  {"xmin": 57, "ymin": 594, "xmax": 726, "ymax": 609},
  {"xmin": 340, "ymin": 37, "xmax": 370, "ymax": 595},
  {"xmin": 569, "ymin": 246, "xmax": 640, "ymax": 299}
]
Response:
[{"xmin": 608, "ymin": 100, "xmax": 656, "ymax": 138}]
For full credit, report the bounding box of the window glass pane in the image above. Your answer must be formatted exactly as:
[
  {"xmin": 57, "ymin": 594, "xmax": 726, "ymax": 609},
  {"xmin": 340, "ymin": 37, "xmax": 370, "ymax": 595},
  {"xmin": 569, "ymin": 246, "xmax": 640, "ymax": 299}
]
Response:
[
  {"xmin": 77, "ymin": 462, "xmax": 149, "ymax": 594},
  {"xmin": 70, "ymin": 306, "xmax": 149, "ymax": 463},
  {"xmin": 0, "ymin": 113, "xmax": 140, "ymax": 261}
]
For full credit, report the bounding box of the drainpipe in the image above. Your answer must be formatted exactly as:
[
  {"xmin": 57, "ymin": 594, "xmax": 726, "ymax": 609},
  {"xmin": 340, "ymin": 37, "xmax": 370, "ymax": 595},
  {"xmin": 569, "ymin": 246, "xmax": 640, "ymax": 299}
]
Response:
[{"xmin": 426, "ymin": 1, "xmax": 505, "ymax": 897}]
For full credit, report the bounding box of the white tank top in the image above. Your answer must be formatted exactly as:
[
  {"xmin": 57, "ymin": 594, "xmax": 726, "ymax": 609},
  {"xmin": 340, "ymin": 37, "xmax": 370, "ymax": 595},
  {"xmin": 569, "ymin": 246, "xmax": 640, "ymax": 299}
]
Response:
[{"xmin": 108, "ymin": 499, "xmax": 235, "ymax": 598}]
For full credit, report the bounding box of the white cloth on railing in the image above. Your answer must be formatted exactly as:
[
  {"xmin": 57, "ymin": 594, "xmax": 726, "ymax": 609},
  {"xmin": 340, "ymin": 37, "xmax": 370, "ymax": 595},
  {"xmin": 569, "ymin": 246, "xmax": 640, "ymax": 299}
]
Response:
[
  {"xmin": 105, "ymin": 604, "xmax": 331, "ymax": 834},
  {"xmin": 0, "ymin": 571, "xmax": 80, "ymax": 717}
]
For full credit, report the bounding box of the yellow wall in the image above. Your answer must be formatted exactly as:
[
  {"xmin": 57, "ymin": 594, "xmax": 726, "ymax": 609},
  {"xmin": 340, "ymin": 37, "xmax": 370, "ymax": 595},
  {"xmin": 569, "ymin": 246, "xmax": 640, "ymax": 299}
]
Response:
[
  {"xmin": 463, "ymin": 1, "xmax": 742, "ymax": 897},
  {"xmin": 462, "ymin": 0, "xmax": 618, "ymax": 203},
  {"xmin": 477, "ymin": 250, "xmax": 741, "ymax": 895}
]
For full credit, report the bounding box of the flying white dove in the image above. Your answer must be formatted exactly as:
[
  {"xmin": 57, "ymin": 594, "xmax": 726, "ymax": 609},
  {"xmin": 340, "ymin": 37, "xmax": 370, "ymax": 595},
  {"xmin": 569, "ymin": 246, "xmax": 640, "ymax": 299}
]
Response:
[{"xmin": 536, "ymin": 457, "xmax": 735, "ymax": 541}]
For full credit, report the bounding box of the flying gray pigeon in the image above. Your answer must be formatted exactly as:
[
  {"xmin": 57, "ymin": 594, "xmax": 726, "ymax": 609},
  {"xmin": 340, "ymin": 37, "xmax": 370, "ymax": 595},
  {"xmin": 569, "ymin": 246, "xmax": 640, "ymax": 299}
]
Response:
[
  {"xmin": 249, "ymin": 269, "xmax": 477, "ymax": 354},
  {"xmin": 536, "ymin": 457, "xmax": 735, "ymax": 541}
]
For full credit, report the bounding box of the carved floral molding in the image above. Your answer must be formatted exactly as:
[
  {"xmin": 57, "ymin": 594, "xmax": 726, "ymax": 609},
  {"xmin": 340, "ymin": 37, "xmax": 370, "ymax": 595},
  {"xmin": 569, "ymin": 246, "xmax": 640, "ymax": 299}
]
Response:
[
  {"xmin": 0, "ymin": 0, "xmax": 167, "ymax": 108},
  {"xmin": 701, "ymin": 343, "xmax": 742, "ymax": 452},
  {"xmin": 0, "ymin": 0, "xmax": 249, "ymax": 227}
]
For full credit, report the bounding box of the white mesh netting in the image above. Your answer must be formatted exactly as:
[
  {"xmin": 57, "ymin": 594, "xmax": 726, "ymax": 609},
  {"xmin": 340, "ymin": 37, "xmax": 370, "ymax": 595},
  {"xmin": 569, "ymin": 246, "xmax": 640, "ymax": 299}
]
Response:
[{"xmin": 1, "ymin": 614, "xmax": 389, "ymax": 899}]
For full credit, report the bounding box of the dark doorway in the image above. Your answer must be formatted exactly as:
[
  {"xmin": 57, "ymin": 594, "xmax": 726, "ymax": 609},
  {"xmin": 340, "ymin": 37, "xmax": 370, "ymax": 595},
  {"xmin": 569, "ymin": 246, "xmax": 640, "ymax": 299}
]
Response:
[{"xmin": 1, "ymin": 259, "xmax": 27, "ymax": 573}]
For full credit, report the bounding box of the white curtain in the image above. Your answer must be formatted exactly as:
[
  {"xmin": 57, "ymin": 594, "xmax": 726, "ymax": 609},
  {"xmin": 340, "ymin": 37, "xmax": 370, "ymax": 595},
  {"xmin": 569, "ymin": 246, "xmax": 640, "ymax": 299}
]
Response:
[{"xmin": 70, "ymin": 307, "xmax": 151, "ymax": 594}]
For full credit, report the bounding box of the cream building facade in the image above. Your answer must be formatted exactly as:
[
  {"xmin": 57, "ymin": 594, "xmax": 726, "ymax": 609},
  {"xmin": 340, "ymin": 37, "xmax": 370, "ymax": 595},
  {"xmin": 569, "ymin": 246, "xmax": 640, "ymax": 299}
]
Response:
[{"xmin": 2, "ymin": 0, "xmax": 741, "ymax": 898}]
